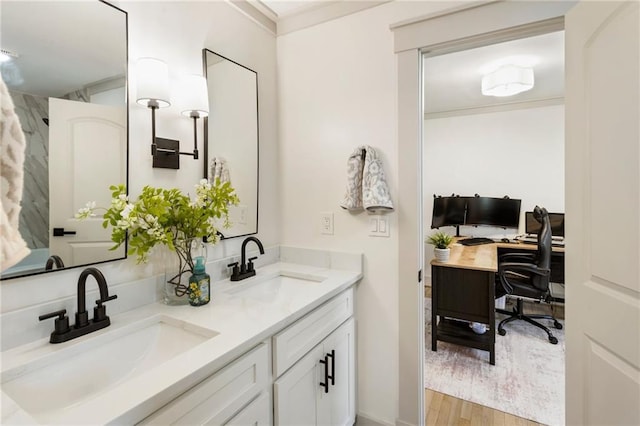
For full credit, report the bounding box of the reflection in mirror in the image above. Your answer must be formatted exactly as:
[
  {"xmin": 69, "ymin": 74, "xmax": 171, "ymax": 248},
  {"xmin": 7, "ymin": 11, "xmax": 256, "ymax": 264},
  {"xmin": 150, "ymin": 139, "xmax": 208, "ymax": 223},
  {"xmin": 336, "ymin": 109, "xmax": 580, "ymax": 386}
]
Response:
[
  {"xmin": 0, "ymin": 1, "xmax": 128, "ymax": 280},
  {"xmin": 203, "ymin": 49, "xmax": 258, "ymax": 239}
]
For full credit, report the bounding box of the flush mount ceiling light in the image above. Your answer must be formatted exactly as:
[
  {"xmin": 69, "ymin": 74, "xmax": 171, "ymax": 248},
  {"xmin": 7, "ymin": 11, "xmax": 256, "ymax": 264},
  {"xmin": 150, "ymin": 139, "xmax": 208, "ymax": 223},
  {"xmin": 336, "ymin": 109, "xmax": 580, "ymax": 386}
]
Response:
[{"xmin": 481, "ymin": 64, "xmax": 534, "ymax": 97}]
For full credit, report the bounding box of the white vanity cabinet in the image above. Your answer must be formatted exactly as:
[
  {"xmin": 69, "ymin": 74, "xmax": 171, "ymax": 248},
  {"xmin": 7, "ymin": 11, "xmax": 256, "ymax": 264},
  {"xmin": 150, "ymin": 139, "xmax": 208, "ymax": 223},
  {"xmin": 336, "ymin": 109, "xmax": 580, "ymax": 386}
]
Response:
[
  {"xmin": 140, "ymin": 287, "xmax": 356, "ymax": 426},
  {"xmin": 273, "ymin": 288, "xmax": 356, "ymax": 426},
  {"xmin": 139, "ymin": 342, "xmax": 271, "ymax": 425}
]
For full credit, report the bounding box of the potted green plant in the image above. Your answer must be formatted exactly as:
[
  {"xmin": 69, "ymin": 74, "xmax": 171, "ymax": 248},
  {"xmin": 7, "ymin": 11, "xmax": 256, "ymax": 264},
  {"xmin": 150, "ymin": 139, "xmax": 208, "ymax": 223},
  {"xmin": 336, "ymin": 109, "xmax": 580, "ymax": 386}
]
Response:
[
  {"xmin": 76, "ymin": 179, "xmax": 239, "ymax": 304},
  {"xmin": 427, "ymin": 231, "xmax": 454, "ymax": 262}
]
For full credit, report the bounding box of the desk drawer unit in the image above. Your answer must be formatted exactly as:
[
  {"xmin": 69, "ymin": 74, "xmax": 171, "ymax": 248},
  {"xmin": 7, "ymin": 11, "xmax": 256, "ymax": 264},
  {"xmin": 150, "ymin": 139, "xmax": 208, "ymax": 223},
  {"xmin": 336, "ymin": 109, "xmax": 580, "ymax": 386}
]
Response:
[{"xmin": 431, "ymin": 265, "xmax": 496, "ymax": 365}]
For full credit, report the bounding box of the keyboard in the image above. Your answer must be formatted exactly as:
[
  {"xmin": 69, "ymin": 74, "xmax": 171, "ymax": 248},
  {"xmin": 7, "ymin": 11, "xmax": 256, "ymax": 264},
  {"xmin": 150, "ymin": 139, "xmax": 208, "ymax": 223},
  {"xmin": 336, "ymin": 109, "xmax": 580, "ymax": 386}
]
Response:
[{"xmin": 458, "ymin": 237, "xmax": 495, "ymax": 246}]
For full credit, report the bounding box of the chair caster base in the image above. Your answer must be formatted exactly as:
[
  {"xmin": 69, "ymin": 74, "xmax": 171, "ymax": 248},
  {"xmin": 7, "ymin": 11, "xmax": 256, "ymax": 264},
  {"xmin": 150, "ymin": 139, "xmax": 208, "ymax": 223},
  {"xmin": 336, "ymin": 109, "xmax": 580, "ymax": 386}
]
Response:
[
  {"xmin": 554, "ymin": 320, "xmax": 563, "ymax": 330},
  {"xmin": 549, "ymin": 336, "xmax": 558, "ymax": 344},
  {"xmin": 498, "ymin": 328, "xmax": 506, "ymax": 336}
]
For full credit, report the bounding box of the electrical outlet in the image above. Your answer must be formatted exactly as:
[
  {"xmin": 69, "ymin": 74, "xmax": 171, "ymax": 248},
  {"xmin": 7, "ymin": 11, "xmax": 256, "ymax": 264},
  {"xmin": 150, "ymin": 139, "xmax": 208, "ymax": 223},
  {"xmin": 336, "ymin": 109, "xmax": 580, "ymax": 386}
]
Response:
[{"xmin": 320, "ymin": 212, "xmax": 334, "ymax": 235}]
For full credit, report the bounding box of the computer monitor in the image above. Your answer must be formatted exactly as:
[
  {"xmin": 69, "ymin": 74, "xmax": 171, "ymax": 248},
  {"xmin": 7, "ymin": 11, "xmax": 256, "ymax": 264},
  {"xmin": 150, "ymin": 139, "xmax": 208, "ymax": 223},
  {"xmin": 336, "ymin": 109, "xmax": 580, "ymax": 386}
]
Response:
[
  {"xmin": 465, "ymin": 197, "xmax": 521, "ymax": 229},
  {"xmin": 525, "ymin": 211, "xmax": 565, "ymax": 237},
  {"xmin": 431, "ymin": 196, "xmax": 467, "ymax": 229}
]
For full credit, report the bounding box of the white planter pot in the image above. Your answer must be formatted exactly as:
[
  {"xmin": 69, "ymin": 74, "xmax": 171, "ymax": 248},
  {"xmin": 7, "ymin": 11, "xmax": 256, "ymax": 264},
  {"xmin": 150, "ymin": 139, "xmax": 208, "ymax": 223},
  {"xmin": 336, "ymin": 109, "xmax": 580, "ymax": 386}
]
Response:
[{"xmin": 434, "ymin": 248, "xmax": 450, "ymax": 262}]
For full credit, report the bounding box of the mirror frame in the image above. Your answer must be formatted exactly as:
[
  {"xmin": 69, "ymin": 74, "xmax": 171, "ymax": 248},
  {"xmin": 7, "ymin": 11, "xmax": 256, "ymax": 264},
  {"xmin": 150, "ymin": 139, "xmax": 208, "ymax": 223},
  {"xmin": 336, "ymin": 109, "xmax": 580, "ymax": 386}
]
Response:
[
  {"xmin": 202, "ymin": 48, "xmax": 259, "ymax": 240},
  {"xmin": 0, "ymin": 0, "xmax": 129, "ymax": 280}
]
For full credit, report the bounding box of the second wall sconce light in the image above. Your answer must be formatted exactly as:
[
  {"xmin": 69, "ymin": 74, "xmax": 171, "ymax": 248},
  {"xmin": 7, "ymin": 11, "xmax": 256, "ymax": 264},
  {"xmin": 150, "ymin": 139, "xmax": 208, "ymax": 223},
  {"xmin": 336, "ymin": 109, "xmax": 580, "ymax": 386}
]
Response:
[{"xmin": 136, "ymin": 57, "xmax": 209, "ymax": 169}]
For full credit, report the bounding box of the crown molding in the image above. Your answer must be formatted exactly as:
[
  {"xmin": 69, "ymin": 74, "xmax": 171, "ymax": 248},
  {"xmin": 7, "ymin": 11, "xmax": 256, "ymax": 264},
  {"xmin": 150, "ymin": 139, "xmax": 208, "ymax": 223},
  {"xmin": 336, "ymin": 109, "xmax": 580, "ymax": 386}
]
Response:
[
  {"xmin": 424, "ymin": 96, "xmax": 564, "ymax": 120},
  {"xmin": 229, "ymin": 0, "xmax": 390, "ymax": 37},
  {"xmin": 277, "ymin": 1, "xmax": 390, "ymax": 35},
  {"xmin": 229, "ymin": 0, "xmax": 277, "ymax": 35}
]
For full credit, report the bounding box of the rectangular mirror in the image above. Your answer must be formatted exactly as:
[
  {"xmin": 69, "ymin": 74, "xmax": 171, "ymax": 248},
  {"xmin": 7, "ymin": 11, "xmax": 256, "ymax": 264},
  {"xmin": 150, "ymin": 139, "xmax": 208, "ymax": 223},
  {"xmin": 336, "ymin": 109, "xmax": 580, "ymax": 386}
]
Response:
[
  {"xmin": 0, "ymin": 0, "xmax": 128, "ymax": 280},
  {"xmin": 203, "ymin": 49, "xmax": 258, "ymax": 239}
]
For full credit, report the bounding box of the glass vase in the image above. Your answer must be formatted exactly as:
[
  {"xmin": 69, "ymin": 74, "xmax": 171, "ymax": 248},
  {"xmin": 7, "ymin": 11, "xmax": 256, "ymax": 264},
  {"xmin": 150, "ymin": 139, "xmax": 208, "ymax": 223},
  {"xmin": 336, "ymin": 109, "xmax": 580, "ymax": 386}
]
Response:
[{"xmin": 163, "ymin": 238, "xmax": 207, "ymax": 305}]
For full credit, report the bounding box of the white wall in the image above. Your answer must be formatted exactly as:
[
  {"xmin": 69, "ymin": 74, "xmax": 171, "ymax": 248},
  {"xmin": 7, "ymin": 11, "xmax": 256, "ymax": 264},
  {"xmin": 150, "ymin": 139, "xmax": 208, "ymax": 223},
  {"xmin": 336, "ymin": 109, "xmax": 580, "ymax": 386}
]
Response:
[
  {"xmin": 277, "ymin": 2, "xmax": 474, "ymax": 424},
  {"xmin": 424, "ymin": 105, "xmax": 565, "ymax": 247},
  {"xmin": 0, "ymin": 2, "xmax": 277, "ymax": 345}
]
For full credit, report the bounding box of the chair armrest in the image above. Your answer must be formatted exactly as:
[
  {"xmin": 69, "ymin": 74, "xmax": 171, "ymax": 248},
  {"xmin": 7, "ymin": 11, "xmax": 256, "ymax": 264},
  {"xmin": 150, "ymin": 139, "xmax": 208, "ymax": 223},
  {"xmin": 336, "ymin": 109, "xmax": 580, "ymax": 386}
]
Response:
[
  {"xmin": 499, "ymin": 262, "xmax": 550, "ymax": 277},
  {"xmin": 498, "ymin": 252, "xmax": 536, "ymax": 263}
]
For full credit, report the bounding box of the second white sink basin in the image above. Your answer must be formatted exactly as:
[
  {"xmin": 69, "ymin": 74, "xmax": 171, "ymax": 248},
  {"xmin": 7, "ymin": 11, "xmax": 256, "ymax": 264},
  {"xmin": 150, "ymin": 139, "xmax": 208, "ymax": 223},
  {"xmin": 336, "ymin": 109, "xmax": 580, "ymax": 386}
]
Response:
[
  {"xmin": 1, "ymin": 315, "xmax": 218, "ymax": 423},
  {"xmin": 225, "ymin": 270, "xmax": 326, "ymax": 302}
]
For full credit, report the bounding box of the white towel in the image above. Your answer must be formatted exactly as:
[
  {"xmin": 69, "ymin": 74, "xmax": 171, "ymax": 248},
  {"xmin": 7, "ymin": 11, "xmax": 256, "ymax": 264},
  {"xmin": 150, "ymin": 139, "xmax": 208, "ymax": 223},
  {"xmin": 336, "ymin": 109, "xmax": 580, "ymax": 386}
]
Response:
[
  {"xmin": 340, "ymin": 145, "xmax": 393, "ymax": 213},
  {"xmin": 210, "ymin": 157, "xmax": 231, "ymax": 185},
  {"xmin": 0, "ymin": 78, "xmax": 30, "ymax": 271}
]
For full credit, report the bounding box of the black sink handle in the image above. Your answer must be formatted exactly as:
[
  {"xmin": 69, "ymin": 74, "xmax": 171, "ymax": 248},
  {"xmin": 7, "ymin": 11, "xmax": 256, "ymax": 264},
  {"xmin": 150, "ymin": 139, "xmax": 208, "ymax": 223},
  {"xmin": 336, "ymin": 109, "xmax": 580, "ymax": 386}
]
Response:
[
  {"xmin": 39, "ymin": 309, "xmax": 70, "ymax": 335},
  {"xmin": 93, "ymin": 294, "xmax": 117, "ymax": 323},
  {"xmin": 95, "ymin": 294, "xmax": 118, "ymax": 306},
  {"xmin": 38, "ymin": 309, "xmax": 67, "ymax": 321},
  {"xmin": 247, "ymin": 256, "xmax": 258, "ymax": 272}
]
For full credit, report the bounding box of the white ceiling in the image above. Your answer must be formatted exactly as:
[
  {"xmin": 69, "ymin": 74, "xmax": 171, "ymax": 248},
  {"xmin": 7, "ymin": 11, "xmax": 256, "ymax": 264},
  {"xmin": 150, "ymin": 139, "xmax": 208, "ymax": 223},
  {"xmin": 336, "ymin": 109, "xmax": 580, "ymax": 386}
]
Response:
[{"xmin": 424, "ymin": 30, "xmax": 565, "ymax": 115}]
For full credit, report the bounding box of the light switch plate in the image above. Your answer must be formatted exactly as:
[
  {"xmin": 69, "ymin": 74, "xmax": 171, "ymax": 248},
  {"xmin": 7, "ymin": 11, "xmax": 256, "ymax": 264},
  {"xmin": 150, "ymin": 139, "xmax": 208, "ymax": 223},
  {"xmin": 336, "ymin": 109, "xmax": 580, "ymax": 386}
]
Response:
[{"xmin": 369, "ymin": 215, "xmax": 390, "ymax": 237}]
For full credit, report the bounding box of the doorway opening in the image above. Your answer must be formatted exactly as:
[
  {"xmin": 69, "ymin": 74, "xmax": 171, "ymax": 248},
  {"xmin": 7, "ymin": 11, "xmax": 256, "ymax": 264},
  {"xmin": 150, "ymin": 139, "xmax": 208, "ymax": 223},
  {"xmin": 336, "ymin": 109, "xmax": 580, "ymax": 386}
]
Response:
[{"xmin": 422, "ymin": 28, "xmax": 566, "ymax": 426}]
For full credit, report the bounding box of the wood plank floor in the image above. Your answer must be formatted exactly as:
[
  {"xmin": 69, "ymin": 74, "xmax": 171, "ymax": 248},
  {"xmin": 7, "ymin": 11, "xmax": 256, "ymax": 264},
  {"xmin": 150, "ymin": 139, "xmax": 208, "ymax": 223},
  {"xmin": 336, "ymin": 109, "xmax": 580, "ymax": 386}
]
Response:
[{"xmin": 426, "ymin": 389, "xmax": 545, "ymax": 426}]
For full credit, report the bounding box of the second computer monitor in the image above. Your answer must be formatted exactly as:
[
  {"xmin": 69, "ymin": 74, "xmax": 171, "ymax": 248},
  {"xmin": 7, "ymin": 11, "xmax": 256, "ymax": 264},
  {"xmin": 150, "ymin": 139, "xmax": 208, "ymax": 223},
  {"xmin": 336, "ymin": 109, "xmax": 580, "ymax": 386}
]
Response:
[
  {"xmin": 525, "ymin": 211, "xmax": 565, "ymax": 237},
  {"xmin": 465, "ymin": 197, "xmax": 521, "ymax": 229}
]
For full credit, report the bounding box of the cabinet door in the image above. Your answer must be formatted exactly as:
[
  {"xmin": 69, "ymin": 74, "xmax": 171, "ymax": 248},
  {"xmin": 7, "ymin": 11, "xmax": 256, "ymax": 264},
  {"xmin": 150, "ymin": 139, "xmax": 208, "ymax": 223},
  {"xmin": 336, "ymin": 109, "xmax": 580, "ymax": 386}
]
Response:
[
  {"xmin": 274, "ymin": 344, "xmax": 325, "ymax": 426},
  {"xmin": 322, "ymin": 318, "xmax": 355, "ymax": 426}
]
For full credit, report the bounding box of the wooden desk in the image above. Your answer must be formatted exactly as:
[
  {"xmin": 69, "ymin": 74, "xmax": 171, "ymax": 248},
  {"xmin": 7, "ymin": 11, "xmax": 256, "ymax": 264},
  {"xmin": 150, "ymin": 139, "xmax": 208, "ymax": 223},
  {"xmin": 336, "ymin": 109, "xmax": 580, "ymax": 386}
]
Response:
[{"xmin": 430, "ymin": 240, "xmax": 565, "ymax": 365}]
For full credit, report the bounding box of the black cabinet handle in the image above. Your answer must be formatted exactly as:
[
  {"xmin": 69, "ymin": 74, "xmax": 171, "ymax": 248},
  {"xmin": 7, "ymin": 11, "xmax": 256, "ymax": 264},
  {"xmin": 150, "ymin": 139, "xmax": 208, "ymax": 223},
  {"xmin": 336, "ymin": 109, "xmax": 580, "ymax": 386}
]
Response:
[
  {"xmin": 327, "ymin": 349, "xmax": 335, "ymax": 386},
  {"xmin": 319, "ymin": 355, "xmax": 329, "ymax": 393},
  {"xmin": 53, "ymin": 228, "xmax": 76, "ymax": 237}
]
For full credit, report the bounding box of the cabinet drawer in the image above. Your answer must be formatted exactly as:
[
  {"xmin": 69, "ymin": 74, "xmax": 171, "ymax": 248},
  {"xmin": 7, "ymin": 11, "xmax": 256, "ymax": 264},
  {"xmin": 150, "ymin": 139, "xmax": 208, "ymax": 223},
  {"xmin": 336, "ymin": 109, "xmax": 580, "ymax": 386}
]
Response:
[
  {"xmin": 273, "ymin": 288, "xmax": 353, "ymax": 378},
  {"xmin": 140, "ymin": 343, "xmax": 269, "ymax": 425},
  {"xmin": 223, "ymin": 392, "xmax": 271, "ymax": 426}
]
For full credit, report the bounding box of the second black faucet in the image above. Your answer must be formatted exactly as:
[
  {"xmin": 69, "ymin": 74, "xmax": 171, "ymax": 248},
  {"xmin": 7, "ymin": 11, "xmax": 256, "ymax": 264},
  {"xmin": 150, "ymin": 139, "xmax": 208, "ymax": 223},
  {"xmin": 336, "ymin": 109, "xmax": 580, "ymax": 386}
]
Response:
[{"xmin": 228, "ymin": 236, "xmax": 265, "ymax": 281}]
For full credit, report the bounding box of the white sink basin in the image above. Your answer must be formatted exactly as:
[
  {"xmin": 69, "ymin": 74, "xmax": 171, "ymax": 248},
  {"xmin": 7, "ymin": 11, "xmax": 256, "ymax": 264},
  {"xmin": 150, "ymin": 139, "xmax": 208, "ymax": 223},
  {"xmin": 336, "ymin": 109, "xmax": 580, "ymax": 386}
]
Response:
[
  {"xmin": 225, "ymin": 270, "xmax": 327, "ymax": 302},
  {"xmin": 1, "ymin": 315, "xmax": 218, "ymax": 423}
]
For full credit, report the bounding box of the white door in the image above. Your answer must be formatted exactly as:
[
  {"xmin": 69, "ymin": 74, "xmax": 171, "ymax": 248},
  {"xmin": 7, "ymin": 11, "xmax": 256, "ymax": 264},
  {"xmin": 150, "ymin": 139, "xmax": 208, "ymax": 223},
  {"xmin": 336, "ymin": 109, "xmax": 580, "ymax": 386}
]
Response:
[
  {"xmin": 565, "ymin": 2, "xmax": 640, "ymax": 425},
  {"xmin": 273, "ymin": 344, "xmax": 324, "ymax": 425},
  {"xmin": 48, "ymin": 98, "xmax": 126, "ymax": 267}
]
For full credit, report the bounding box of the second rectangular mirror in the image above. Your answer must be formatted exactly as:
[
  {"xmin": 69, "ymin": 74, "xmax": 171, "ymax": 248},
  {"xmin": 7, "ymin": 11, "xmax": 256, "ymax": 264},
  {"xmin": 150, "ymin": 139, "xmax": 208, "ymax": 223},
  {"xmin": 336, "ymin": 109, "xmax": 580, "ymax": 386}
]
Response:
[{"xmin": 203, "ymin": 49, "xmax": 258, "ymax": 239}]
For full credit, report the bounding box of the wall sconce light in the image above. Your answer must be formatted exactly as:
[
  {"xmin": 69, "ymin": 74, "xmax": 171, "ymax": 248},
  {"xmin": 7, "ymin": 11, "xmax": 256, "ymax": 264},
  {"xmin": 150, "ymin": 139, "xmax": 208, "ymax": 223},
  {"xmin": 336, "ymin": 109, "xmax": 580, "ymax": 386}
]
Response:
[
  {"xmin": 481, "ymin": 64, "xmax": 534, "ymax": 97},
  {"xmin": 180, "ymin": 74, "xmax": 209, "ymax": 163},
  {"xmin": 136, "ymin": 58, "xmax": 208, "ymax": 169}
]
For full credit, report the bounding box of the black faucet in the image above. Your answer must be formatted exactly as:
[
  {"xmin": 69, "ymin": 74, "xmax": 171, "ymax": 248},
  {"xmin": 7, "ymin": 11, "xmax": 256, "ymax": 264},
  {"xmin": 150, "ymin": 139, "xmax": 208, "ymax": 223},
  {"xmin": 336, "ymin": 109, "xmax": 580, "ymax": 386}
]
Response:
[
  {"xmin": 228, "ymin": 236, "xmax": 265, "ymax": 281},
  {"xmin": 39, "ymin": 267, "xmax": 117, "ymax": 344}
]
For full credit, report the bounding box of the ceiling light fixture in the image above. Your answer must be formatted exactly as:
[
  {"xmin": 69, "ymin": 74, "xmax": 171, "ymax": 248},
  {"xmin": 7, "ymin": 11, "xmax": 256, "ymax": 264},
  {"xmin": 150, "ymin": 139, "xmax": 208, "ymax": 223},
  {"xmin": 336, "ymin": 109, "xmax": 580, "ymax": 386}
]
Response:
[{"xmin": 481, "ymin": 64, "xmax": 534, "ymax": 97}]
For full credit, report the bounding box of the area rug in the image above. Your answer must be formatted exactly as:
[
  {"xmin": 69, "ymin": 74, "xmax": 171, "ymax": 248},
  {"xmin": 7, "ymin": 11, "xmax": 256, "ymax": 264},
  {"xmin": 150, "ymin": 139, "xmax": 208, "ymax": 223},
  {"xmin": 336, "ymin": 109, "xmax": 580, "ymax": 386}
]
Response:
[{"xmin": 424, "ymin": 298, "xmax": 565, "ymax": 426}]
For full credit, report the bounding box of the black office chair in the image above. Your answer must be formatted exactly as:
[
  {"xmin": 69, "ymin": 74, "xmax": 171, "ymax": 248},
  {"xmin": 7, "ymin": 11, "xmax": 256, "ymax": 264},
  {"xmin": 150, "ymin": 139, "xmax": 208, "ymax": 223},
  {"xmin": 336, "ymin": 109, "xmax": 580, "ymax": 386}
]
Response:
[{"xmin": 495, "ymin": 206, "xmax": 563, "ymax": 344}]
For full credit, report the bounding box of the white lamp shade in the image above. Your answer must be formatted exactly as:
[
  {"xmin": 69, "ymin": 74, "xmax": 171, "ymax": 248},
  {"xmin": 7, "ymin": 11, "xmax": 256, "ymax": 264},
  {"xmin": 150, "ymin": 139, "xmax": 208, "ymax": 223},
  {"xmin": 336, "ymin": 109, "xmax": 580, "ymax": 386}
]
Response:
[
  {"xmin": 136, "ymin": 57, "xmax": 171, "ymax": 107},
  {"xmin": 180, "ymin": 74, "xmax": 209, "ymax": 118},
  {"xmin": 481, "ymin": 65, "xmax": 534, "ymax": 97}
]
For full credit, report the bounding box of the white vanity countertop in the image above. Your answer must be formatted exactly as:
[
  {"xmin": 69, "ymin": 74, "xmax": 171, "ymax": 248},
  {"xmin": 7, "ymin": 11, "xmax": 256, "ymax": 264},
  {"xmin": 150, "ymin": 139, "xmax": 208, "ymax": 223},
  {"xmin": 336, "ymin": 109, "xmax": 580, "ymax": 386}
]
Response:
[{"xmin": 0, "ymin": 261, "xmax": 362, "ymax": 425}]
